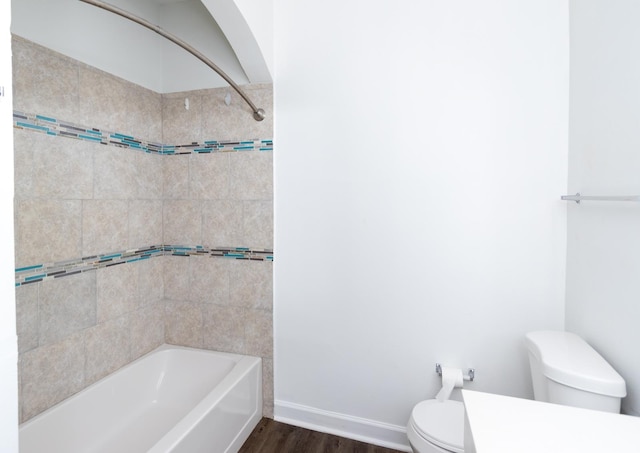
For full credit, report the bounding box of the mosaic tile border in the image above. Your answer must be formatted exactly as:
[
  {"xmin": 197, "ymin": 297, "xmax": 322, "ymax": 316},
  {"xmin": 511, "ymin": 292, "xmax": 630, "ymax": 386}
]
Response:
[
  {"xmin": 15, "ymin": 245, "xmax": 274, "ymax": 287},
  {"xmin": 13, "ymin": 111, "xmax": 273, "ymax": 154}
]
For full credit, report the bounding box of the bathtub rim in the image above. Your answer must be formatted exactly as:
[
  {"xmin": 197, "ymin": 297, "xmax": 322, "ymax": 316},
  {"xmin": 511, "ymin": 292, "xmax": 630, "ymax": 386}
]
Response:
[
  {"xmin": 20, "ymin": 344, "xmax": 263, "ymax": 453},
  {"xmin": 149, "ymin": 345, "xmax": 263, "ymax": 452}
]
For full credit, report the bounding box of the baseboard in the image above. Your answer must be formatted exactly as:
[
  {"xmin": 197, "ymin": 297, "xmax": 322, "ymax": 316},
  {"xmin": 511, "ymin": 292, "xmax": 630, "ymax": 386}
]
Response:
[{"xmin": 274, "ymin": 400, "xmax": 412, "ymax": 452}]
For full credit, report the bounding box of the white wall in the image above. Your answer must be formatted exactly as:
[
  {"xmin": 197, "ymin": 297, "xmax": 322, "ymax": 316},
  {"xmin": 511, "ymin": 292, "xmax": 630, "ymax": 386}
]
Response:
[
  {"xmin": 1, "ymin": 0, "xmax": 18, "ymax": 450},
  {"xmin": 274, "ymin": 0, "xmax": 568, "ymax": 449},
  {"xmin": 566, "ymin": 0, "xmax": 640, "ymax": 417}
]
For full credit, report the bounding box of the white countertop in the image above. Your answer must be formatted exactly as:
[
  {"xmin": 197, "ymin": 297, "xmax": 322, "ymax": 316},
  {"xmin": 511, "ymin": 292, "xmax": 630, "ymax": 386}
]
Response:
[{"xmin": 462, "ymin": 390, "xmax": 640, "ymax": 453}]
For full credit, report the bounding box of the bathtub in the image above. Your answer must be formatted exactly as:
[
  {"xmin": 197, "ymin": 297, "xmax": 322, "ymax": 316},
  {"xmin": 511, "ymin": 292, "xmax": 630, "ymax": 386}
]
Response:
[{"xmin": 19, "ymin": 345, "xmax": 262, "ymax": 453}]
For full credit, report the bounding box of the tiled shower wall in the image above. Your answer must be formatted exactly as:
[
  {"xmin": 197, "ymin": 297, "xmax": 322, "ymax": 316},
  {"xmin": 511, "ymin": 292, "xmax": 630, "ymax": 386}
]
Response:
[{"xmin": 12, "ymin": 36, "xmax": 274, "ymax": 422}]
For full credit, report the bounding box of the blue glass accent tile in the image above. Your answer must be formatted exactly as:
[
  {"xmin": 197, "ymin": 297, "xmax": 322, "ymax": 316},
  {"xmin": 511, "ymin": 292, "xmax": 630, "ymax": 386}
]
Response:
[
  {"xmin": 111, "ymin": 133, "xmax": 135, "ymax": 140},
  {"xmin": 16, "ymin": 264, "xmax": 43, "ymax": 272},
  {"xmin": 101, "ymin": 253, "xmax": 122, "ymax": 260},
  {"xmin": 79, "ymin": 134, "xmax": 102, "ymax": 142},
  {"xmin": 36, "ymin": 114, "xmax": 57, "ymax": 123},
  {"xmin": 17, "ymin": 122, "xmax": 50, "ymax": 132}
]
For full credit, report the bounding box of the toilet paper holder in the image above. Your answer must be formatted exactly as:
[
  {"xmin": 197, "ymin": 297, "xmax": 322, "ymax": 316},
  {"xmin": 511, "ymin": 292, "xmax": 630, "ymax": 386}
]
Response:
[{"xmin": 436, "ymin": 363, "xmax": 475, "ymax": 382}]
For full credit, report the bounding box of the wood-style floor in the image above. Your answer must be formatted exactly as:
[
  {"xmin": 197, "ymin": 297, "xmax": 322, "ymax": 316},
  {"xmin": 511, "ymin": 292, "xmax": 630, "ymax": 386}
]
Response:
[{"xmin": 239, "ymin": 418, "xmax": 406, "ymax": 453}]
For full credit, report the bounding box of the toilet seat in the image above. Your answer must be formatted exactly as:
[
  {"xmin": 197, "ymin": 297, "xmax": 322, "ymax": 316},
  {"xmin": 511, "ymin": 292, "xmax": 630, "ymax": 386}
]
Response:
[{"xmin": 410, "ymin": 399, "xmax": 464, "ymax": 453}]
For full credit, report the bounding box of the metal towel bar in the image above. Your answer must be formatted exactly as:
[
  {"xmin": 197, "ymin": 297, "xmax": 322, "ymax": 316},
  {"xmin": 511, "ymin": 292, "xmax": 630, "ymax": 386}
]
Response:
[{"xmin": 561, "ymin": 193, "xmax": 640, "ymax": 204}]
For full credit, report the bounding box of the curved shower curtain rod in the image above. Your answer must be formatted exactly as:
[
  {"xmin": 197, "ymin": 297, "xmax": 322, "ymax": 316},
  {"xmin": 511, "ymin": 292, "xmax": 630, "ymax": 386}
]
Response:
[{"xmin": 79, "ymin": 0, "xmax": 266, "ymax": 121}]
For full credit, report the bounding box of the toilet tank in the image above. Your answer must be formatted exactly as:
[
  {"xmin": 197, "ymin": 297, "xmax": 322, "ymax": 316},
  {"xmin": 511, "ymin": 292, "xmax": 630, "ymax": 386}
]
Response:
[{"xmin": 525, "ymin": 331, "xmax": 626, "ymax": 413}]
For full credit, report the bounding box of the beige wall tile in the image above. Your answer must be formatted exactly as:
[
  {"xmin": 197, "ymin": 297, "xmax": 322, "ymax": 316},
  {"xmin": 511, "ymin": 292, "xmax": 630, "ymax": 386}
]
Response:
[
  {"xmin": 131, "ymin": 85, "xmax": 163, "ymax": 143},
  {"xmin": 263, "ymin": 400, "xmax": 274, "ymax": 419},
  {"xmin": 19, "ymin": 332, "xmax": 85, "ymax": 422},
  {"xmin": 188, "ymin": 256, "xmax": 230, "ymax": 305},
  {"xmin": 229, "ymin": 260, "xmax": 273, "ymax": 310},
  {"xmin": 128, "ymin": 200, "xmax": 163, "ymax": 248},
  {"xmin": 82, "ymin": 200, "xmax": 129, "ymax": 256},
  {"xmin": 38, "ymin": 272, "xmax": 96, "ymax": 346},
  {"xmin": 93, "ymin": 146, "xmax": 138, "ymax": 200},
  {"xmin": 78, "ymin": 65, "xmax": 160, "ymax": 141},
  {"xmin": 136, "ymin": 153, "xmax": 163, "ymax": 199},
  {"xmin": 84, "ymin": 316, "xmax": 132, "ymax": 386},
  {"xmin": 14, "ymin": 130, "xmax": 94, "ymax": 201},
  {"xmin": 229, "ymin": 152, "xmax": 273, "ymax": 201},
  {"xmin": 164, "ymin": 300, "xmax": 203, "ymax": 348},
  {"xmin": 31, "ymin": 135, "xmax": 94, "ymax": 199},
  {"xmin": 163, "ymin": 256, "xmax": 190, "ymax": 300},
  {"xmin": 243, "ymin": 200, "xmax": 274, "ymax": 250},
  {"xmin": 202, "ymin": 304, "xmax": 246, "ymax": 354},
  {"xmin": 262, "ymin": 358, "xmax": 274, "ymax": 418},
  {"xmin": 163, "ymin": 200, "xmax": 202, "ymax": 245},
  {"xmin": 189, "ymin": 153, "xmax": 230, "ymax": 200},
  {"xmin": 13, "ymin": 129, "xmax": 35, "ymax": 199},
  {"xmin": 138, "ymin": 257, "xmax": 164, "ymax": 306},
  {"xmin": 163, "ymin": 155, "xmax": 190, "ymax": 199},
  {"xmin": 202, "ymin": 200, "xmax": 243, "ymax": 247},
  {"xmin": 244, "ymin": 308, "xmax": 273, "ymax": 358},
  {"xmin": 262, "ymin": 358, "xmax": 273, "ymax": 401},
  {"xmin": 162, "ymin": 94, "xmax": 203, "ymax": 144},
  {"xmin": 96, "ymin": 264, "xmax": 138, "ymax": 323},
  {"xmin": 16, "ymin": 284, "xmax": 39, "ymax": 354},
  {"xmin": 15, "ymin": 199, "xmax": 82, "ymax": 267},
  {"xmin": 201, "ymin": 84, "xmax": 273, "ymax": 141},
  {"xmin": 130, "ymin": 301, "xmax": 164, "ymax": 360},
  {"xmin": 12, "ymin": 37, "xmax": 79, "ymax": 122}
]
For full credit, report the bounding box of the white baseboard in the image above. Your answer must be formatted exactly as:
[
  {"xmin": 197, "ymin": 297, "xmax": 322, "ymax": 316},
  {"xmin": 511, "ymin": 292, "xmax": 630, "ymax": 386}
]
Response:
[{"xmin": 274, "ymin": 400, "xmax": 412, "ymax": 452}]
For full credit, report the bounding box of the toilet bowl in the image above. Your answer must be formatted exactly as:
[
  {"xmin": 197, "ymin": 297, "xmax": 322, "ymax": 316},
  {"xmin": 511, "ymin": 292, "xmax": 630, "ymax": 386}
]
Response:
[{"xmin": 406, "ymin": 399, "xmax": 464, "ymax": 453}]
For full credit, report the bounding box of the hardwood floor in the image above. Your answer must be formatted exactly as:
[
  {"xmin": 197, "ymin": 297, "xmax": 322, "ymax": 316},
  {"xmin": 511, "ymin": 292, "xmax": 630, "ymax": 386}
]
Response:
[{"xmin": 239, "ymin": 418, "xmax": 406, "ymax": 453}]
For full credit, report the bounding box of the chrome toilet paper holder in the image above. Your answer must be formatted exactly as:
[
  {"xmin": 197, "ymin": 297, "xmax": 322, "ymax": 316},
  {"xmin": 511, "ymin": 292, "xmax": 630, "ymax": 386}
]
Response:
[{"xmin": 436, "ymin": 363, "xmax": 475, "ymax": 382}]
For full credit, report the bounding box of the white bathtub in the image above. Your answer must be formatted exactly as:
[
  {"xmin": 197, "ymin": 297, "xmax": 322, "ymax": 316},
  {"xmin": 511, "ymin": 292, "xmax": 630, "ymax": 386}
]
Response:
[{"xmin": 19, "ymin": 345, "xmax": 262, "ymax": 453}]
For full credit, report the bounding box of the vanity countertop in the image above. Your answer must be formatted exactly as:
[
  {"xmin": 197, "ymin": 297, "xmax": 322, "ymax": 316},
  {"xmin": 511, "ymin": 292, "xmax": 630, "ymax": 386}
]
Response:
[{"xmin": 462, "ymin": 389, "xmax": 640, "ymax": 453}]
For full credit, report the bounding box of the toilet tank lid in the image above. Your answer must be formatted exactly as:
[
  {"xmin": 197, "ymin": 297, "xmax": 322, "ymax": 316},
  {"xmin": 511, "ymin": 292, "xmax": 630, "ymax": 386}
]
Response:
[{"xmin": 525, "ymin": 331, "xmax": 626, "ymax": 398}]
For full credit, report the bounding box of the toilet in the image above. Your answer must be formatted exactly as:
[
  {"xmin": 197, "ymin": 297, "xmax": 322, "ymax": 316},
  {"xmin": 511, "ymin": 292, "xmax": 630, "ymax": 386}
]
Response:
[
  {"xmin": 407, "ymin": 331, "xmax": 627, "ymax": 453},
  {"xmin": 525, "ymin": 330, "xmax": 627, "ymax": 413},
  {"xmin": 406, "ymin": 399, "xmax": 464, "ymax": 453}
]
